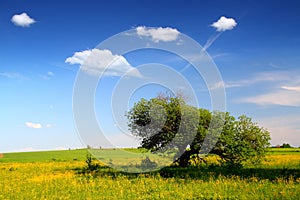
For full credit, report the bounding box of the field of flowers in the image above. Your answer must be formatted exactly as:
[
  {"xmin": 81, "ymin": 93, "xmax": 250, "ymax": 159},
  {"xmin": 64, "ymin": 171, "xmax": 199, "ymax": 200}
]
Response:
[{"xmin": 0, "ymin": 148, "xmax": 299, "ymax": 199}]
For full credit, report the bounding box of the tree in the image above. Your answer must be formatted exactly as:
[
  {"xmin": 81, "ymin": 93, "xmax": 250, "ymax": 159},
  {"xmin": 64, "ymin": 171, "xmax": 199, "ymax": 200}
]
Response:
[
  {"xmin": 212, "ymin": 115, "xmax": 271, "ymax": 166},
  {"xmin": 127, "ymin": 94, "xmax": 271, "ymax": 167},
  {"xmin": 280, "ymin": 143, "xmax": 292, "ymax": 148}
]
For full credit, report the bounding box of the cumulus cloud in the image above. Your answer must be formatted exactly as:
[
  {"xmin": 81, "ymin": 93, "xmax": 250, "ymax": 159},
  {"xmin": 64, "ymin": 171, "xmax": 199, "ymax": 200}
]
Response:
[
  {"xmin": 25, "ymin": 122, "xmax": 42, "ymax": 129},
  {"xmin": 136, "ymin": 26, "xmax": 180, "ymax": 42},
  {"xmin": 65, "ymin": 49, "xmax": 141, "ymax": 77},
  {"xmin": 211, "ymin": 16, "xmax": 237, "ymax": 32},
  {"xmin": 11, "ymin": 13, "xmax": 36, "ymax": 27},
  {"xmin": 202, "ymin": 16, "xmax": 237, "ymax": 51}
]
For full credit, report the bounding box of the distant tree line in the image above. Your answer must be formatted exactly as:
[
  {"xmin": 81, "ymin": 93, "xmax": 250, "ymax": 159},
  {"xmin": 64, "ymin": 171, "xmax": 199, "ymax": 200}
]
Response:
[{"xmin": 272, "ymin": 143, "xmax": 294, "ymax": 148}]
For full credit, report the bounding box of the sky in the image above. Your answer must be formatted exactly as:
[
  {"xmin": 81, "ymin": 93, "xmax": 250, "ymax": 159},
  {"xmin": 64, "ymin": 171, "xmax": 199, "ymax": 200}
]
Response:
[{"xmin": 1, "ymin": 0, "xmax": 300, "ymax": 152}]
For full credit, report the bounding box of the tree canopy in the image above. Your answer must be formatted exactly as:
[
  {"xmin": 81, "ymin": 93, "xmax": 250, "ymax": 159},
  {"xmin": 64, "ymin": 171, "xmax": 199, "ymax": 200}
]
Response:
[{"xmin": 127, "ymin": 95, "xmax": 271, "ymax": 167}]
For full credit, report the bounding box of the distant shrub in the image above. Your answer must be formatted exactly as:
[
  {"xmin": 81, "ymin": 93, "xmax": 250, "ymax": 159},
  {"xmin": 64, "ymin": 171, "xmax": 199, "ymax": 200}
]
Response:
[
  {"xmin": 85, "ymin": 153, "xmax": 100, "ymax": 172},
  {"xmin": 140, "ymin": 156, "xmax": 157, "ymax": 170},
  {"xmin": 281, "ymin": 143, "xmax": 293, "ymax": 148}
]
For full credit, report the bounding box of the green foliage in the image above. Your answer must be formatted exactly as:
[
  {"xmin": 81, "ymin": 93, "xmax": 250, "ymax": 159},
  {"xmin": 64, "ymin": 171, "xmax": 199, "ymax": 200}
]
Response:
[
  {"xmin": 127, "ymin": 97, "xmax": 187, "ymax": 151},
  {"xmin": 127, "ymin": 94, "xmax": 271, "ymax": 167},
  {"xmin": 85, "ymin": 153, "xmax": 100, "ymax": 172},
  {"xmin": 140, "ymin": 156, "xmax": 158, "ymax": 170},
  {"xmin": 281, "ymin": 143, "xmax": 293, "ymax": 148},
  {"xmin": 213, "ymin": 115, "xmax": 271, "ymax": 166}
]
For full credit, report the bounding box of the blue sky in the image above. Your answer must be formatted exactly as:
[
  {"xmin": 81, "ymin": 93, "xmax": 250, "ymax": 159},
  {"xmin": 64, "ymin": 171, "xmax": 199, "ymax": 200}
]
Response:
[{"xmin": 1, "ymin": 0, "xmax": 300, "ymax": 152}]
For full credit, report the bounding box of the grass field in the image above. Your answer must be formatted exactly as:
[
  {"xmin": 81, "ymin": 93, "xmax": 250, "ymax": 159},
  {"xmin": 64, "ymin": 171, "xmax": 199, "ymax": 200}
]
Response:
[
  {"xmin": 0, "ymin": 149, "xmax": 87, "ymax": 163},
  {"xmin": 0, "ymin": 148, "xmax": 299, "ymax": 199}
]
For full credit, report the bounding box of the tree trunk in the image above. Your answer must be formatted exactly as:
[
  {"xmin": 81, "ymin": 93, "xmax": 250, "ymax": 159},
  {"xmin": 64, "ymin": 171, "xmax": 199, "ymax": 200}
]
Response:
[{"xmin": 174, "ymin": 150, "xmax": 193, "ymax": 167}]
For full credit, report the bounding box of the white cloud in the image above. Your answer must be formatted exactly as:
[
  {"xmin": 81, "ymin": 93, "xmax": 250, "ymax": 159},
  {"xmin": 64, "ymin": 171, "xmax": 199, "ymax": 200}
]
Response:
[
  {"xmin": 25, "ymin": 122, "xmax": 42, "ymax": 129},
  {"xmin": 45, "ymin": 123, "xmax": 56, "ymax": 128},
  {"xmin": 11, "ymin": 13, "xmax": 36, "ymax": 27},
  {"xmin": 65, "ymin": 49, "xmax": 141, "ymax": 77},
  {"xmin": 211, "ymin": 16, "xmax": 237, "ymax": 32},
  {"xmin": 242, "ymin": 90, "xmax": 300, "ymax": 106},
  {"xmin": 0, "ymin": 72, "xmax": 25, "ymax": 79},
  {"xmin": 40, "ymin": 71, "xmax": 55, "ymax": 80},
  {"xmin": 281, "ymin": 86, "xmax": 300, "ymax": 91},
  {"xmin": 65, "ymin": 50, "xmax": 90, "ymax": 65},
  {"xmin": 203, "ymin": 16, "xmax": 237, "ymax": 51},
  {"xmin": 208, "ymin": 81, "xmax": 226, "ymax": 90},
  {"xmin": 225, "ymin": 70, "xmax": 297, "ymax": 89},
  {"xmin": 206, "ymin": 80, "xmax": 242, "ymax": 91},
  {"xmin": 54, "ymin": 147, "xmax": 67, "ymax": 150},
  {"xmin": 136, "ymin": 26, "xmax": 180, "ymax": 42},
  {"xmin": 232, "ymin": 70, "xmax": 300, "ymax": 106},
  {"xmin": 47, "ymin": 71, "xmax": 54, "ymax": 76},
  {"xmin": 203, "ymin": 32, "xmax": 222, "ymax": 51}
]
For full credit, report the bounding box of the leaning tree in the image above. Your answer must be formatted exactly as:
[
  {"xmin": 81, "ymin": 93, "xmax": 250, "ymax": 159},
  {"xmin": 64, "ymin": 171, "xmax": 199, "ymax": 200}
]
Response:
[{"xmin": 127, "ymin": 94, "xmax": 271, "ymax": 167}]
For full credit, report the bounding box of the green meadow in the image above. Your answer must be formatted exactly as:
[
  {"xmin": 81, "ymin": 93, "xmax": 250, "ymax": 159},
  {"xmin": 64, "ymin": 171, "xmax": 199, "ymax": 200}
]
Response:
[{"xmin": 0, "ymin": 148, "xmax": 299, "ymax": 199}]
